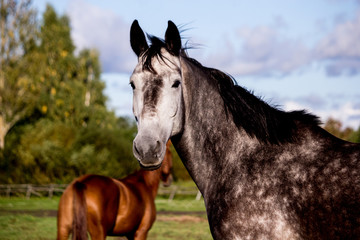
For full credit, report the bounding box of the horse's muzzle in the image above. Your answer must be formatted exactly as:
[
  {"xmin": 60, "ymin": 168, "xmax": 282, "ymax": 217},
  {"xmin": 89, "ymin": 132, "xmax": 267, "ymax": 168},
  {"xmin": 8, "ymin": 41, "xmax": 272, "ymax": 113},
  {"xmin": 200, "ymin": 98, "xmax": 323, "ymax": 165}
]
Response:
[{"xmin": 133, "ymin": 137, "xmax": 165, "ymax": 169}]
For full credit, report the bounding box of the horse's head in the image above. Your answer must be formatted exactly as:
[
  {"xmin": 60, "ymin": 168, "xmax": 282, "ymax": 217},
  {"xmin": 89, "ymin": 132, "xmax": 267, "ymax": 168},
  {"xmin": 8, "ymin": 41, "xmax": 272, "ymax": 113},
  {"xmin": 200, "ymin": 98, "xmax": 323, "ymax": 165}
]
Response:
[{"xmin": 130, "ymin": 20, "xmax": 184, "ymax": 170}]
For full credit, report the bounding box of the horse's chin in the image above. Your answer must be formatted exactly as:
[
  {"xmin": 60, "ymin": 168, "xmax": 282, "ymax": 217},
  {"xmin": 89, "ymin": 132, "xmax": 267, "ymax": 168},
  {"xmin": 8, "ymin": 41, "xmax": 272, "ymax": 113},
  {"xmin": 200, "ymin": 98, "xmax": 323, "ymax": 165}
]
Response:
[{"xmin": 139, "ymin": 161, "xmax": 162, "ymax": 170}]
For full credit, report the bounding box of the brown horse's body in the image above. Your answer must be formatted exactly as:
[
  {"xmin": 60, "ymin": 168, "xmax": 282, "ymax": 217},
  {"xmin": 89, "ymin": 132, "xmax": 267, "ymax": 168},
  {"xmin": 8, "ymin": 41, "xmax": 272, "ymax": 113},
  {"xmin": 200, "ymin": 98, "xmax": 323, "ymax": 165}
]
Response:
[{"xmin": 57, "ymin": 141, "xmax": 172, "ymax": 240}]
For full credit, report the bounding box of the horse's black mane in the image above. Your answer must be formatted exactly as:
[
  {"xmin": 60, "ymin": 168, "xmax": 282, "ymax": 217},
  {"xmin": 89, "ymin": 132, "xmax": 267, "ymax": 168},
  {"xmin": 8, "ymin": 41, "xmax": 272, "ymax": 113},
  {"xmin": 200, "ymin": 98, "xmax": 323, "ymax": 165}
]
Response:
[
  {"xmin": 141, "ymin": 35, "xmax": 167, "ymax": 73},
  {"xmin": 142, "ymin": 36, "xmax": 321, "ymax": 144}
]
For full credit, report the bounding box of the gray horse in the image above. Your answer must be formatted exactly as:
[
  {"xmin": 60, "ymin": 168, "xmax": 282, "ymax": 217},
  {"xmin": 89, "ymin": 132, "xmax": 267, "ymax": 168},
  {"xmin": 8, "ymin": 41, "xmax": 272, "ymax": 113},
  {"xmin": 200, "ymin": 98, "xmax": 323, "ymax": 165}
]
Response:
[{"xmin": 129, "ymin": 20, "xmax": 360, "ymax": 239}]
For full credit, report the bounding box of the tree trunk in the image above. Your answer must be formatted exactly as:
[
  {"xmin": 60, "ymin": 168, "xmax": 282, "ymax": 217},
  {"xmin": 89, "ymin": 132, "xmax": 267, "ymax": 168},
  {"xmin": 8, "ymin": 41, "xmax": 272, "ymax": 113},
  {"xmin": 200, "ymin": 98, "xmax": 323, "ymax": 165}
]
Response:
[{"xmin": 0, "ymin": 115, "xmax": 9, "ymax": 149}]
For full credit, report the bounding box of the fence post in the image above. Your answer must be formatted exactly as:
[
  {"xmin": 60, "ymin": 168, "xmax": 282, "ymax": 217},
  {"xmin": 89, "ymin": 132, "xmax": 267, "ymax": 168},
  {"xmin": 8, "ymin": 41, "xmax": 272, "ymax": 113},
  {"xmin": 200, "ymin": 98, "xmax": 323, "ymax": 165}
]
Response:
[
  {"xmin": 48, "ymin": 184, "xmax": 54, "ymax": 199},
  {"xmin": 6, "ymin": 185, "xmax": 11, "ymax": 198},
  {"xmin": 26, "ymin": 184, "xmax": 32, "ymax": 199},
  {"xmin": 168, "ymin": 186, "xmax": 178, "ymax": 202},
  {"xmin": 195, "ymin": 190, "xmax": 202, "ymax": 201}
]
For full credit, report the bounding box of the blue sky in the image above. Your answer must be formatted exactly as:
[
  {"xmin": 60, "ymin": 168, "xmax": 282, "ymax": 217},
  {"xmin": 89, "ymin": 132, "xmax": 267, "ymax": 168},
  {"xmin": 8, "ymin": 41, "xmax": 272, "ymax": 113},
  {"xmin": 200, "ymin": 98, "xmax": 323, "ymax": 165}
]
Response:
[{"xmin": 33, "ymin": 0, "xmax": 360, "ymax": 129}]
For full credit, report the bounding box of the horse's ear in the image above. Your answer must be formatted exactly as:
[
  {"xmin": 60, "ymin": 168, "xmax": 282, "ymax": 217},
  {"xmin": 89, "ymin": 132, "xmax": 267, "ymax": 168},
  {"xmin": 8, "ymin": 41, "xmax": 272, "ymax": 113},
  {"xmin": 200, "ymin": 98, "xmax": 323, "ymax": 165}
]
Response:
[
  {"xmin": 165, "ymin": 21, "xmax": 181, "ymax": 56},
  {"xmin": 130, "ymin": 20, "xmax": 149, "ymax": 57}
]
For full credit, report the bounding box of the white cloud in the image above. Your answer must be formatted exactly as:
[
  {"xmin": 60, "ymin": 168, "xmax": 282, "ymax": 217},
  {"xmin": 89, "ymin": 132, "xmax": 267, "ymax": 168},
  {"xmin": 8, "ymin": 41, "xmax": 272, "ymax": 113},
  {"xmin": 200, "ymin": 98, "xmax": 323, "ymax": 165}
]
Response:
[
  {"xmin": 323, "ymin": 102, "xmax": 360, "ymax": 129},
  {"xmin": 206, "ymin": 25, "xmax": 312, "ymax": 77},
  {"xmin": 284, "ymin": 100, "xmax": 360, "ymax": 129},
  {"xmin": 315, "ymin": 10, "xmax": 360, "ymax": 76},
  {"xmin": 205, "ymin": 9, "xmax": 360, "ymax": 78},
  {"xmin": 67, "ymin": 0, "xmax": 136, "ymax": 73}
]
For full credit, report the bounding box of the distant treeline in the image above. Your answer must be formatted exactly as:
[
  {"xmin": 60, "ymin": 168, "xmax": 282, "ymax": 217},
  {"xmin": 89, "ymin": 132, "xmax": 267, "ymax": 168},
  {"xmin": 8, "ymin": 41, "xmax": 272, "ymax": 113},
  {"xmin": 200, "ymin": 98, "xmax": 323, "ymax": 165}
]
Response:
[{"xmin": 323, "ymin": 118, "xmax": 360, "ymax": 143}]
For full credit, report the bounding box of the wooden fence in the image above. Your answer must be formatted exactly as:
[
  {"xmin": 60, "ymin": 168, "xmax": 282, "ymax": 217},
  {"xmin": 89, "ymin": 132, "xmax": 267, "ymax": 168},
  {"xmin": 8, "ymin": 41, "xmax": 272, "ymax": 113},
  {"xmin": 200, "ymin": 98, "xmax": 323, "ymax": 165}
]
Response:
[
  {"xmin": 0, "ymin": 184, "xmax": 202, "ymax": 201},
  {"xmin": 158, "ymin": 185, "xmax": 202, "ymax": 201},
  {"xmin": 0, "ymin": 184, "xmax": 68, "ymax": 199}
]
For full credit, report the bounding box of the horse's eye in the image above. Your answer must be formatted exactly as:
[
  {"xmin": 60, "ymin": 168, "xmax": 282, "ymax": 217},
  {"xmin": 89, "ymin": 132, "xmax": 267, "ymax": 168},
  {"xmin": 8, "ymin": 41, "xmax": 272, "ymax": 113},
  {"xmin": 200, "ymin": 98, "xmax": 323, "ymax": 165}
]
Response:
[
  {"xmin": 130, "ymin": 82, "xmax": 135, "ymax": 90},
  {"xmin": 172, "ymin": 80, "xmax": 181, "ymax": 88}
]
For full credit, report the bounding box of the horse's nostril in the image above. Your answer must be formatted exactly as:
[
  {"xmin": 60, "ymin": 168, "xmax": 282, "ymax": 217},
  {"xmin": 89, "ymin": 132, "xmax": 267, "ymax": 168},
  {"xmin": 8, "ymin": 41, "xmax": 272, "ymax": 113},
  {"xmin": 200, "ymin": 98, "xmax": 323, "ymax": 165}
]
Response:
[
  {"xmin": 134, "ymin": 143, "xmax": 141, "ymax": 157},
  {"xmin": 155, "ymin": 141, "xmax": 161, "ymax": 153},
  {"xmin": 134, "ymin": 139, "xmax": 162, "ymax": 161}
]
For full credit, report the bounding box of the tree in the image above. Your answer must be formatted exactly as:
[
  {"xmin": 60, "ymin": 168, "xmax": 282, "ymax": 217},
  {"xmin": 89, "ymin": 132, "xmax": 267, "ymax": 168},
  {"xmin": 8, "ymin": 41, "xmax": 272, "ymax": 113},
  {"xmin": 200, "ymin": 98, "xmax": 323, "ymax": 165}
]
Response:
[
  {"xmin": 35, "ymin": 6, "xmax": 107, "ymax": 127},
  {"xmin": 36, "ymin": 4, "xmax": 77, "ymax": 122},
  {"xmin": 0, "ymin": 4, "xmax": 141, "ymax": 183},
  {"xmin": 323, "ymin": 118, "xmax": 357, "ymax": 142},
  {"xmin": 348, "ymin": 126, "xmax": 360, "ymax": 143},
  {"xmin": 0, "ymin": 0, "xmax": 39, "ymax": 149}
]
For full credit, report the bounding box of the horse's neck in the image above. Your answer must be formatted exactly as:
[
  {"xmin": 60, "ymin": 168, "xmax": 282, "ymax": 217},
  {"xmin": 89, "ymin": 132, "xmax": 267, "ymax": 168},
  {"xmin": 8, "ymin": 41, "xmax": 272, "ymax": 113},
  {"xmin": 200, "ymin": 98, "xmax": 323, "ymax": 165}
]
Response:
[
  {"xmin": 173, "ymin": 59, "xmax": 259, "ymax": 197},
  {"xmin": 142, "ymin": 169, "xmax": 161, "ymax": 198}
]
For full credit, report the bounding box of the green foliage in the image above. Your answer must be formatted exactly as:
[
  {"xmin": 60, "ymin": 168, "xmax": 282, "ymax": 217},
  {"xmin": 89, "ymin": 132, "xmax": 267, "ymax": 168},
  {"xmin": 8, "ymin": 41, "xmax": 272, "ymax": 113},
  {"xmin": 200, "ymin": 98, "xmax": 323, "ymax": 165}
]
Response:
[
  {"xmin": 8, "ymin": 119, "xmax": 76, "ymax": 183},
  {"xmin": 3, "ymin": 115, "xmax": 139, "ymax": 183},
  {"xmin": 0, "ymin": 3, "xmax": 141, "ymax": 184},
  {"xmin": 0, "ymin": 0, "xmax": 40, "ymax": 149},
  {"xmin": 324, "ymin": 118, "xmax": 360, "ymax": 143},
  {"xmin": 347, "ymin": 126, "xmax": 360, "ymax": 143}
]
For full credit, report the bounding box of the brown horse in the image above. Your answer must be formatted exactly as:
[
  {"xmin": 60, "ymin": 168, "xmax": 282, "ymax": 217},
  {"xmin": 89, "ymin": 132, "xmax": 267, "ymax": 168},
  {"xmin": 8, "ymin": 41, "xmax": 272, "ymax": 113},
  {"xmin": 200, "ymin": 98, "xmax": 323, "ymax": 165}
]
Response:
[{"xmin": 57, "ymin": 141, "xmax": 173, "ymax": 240}]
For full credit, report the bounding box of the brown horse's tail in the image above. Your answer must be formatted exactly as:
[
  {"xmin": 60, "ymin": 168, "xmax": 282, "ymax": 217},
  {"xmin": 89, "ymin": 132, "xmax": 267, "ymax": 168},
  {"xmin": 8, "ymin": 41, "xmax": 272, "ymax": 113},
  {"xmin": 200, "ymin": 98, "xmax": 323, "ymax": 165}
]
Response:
[{"xmin": 72, "ymin": 181, "xmax": 88, "ymax": 240}]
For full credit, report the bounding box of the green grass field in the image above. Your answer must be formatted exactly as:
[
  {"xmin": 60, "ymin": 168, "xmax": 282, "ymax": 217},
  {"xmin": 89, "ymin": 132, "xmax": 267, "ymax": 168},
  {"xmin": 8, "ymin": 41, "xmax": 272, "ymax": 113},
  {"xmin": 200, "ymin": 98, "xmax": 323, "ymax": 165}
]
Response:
[{"xmin": 0, "ymin": 197, "xmax": 212, "ymax": 240}]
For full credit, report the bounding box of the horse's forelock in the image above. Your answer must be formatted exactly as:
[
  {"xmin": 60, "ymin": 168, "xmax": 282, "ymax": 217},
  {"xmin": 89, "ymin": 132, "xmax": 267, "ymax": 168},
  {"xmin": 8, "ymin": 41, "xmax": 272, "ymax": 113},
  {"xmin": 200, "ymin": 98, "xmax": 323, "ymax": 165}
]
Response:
[
  {"xmin": 141, "ymin": 35, "xmax": 170, "ymax": 73},
  {"xmin": 140, "ymin": 35, "xmax": 190, "ymax": 74}
]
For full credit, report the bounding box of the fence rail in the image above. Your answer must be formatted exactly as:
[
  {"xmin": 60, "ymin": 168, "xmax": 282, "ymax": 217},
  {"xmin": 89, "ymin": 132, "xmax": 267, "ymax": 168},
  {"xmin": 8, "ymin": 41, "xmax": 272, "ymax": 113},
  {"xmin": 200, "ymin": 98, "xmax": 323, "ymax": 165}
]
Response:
[
  {"xmin": 158, "ymin": 185, "xmax": 202, "ymax": 201},
  {"xmin": 0, "ymin": 184, "xmax": 68, "ymax": 199},
  {"xmin": 0, "ymin": 184, "xmax": 202, "ymax": 200}
]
